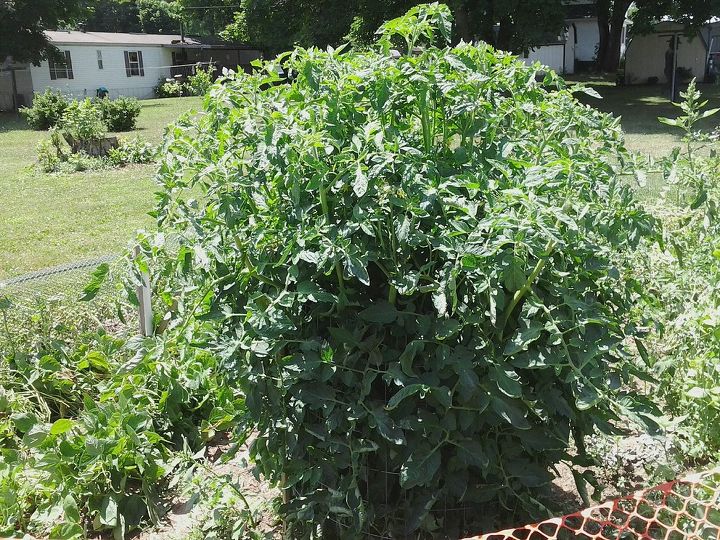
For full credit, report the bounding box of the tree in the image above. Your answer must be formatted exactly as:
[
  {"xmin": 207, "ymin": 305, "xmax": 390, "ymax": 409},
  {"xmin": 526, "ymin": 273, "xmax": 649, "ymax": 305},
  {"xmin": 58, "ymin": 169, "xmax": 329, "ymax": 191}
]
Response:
[
  {"xmin": 138, "ymin": 0, "xmax": 181, "ymax": 34},
  {"xmin": 82, "ymin": 0, "xmax": 140, "ymax": 32},
  {"xmin": 82, "ymin": 0, "xmax": 180, "ymax": 34},
  {"xmin": 222, "ymin": 0, "xmax": 566, "ymax": 56},
  {"xmin": 0, "ymin": 0, "xmax": 90, "ymax": 64},
  {"xmin": 174, "ymin": 0, "xmax": 238, "ymax": 35},
  {"xmin": 631, "ymin": 0, "xmax": 720, "ymax": 34}
]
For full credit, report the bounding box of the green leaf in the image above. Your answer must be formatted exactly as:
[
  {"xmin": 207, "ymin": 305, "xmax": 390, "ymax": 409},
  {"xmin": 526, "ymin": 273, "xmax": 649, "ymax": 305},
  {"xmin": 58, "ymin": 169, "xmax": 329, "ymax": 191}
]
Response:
[
  {"xmin": 387, "ymin": 384, "xmax": 427, "ymax": 410},
  {"xmin": 345, "ymin": 253, "xmax": 370, "ymax": 285},
  {"xmin": 79, "ymin": 263, "xmax": 110, "ymax": 301},
  {"xmin": 396, "ymin": 215, "xmax": 411, "ymax": 243},
  {"xmin": 371, "ymin": 406, "xmax": 405, "ymax": 444},
  {"xmin": 118, "ymin": 495, "xmax": 147, "ymax": 528},
  {"xmin": 354, "ymin": 164, "xmax": 368, "ymax": 197},
  {"xmin": 63, "ymin": 494, "xmax": 81, "ymax": 523},
  {"xmin": 690, "ymin": 188, "xmax": 707, "ymax": 210},
  {"xmin": 503, "ymin": 258, "xmax": 526, "ymax": 292},
  {"xmin": 432, "ymin": 290, "xmax": 447, "ymax": 316},
  {"xmin": 50, "ymin": 418, "xmax": 74, "ymax": 436},
  {"xmin": 573, "ymin": 380, "xmax": 600, "ymax": 410},
  {"xmin": 49, "ymin": 522, "xmax": 83, "ymax": 540},
  {"xmin": 400, "ymin": 443, "xmax": 442, "ymax": 489},
  {"xmin": 571, "ymin": 85, "xmax": 602, "ymax": 99},
  {"xmin": 11, "ymin": 412, "xmax": 37, "ymax": 433},
  {"xmin": 686, "ymin": 387, "xmax": 707, "ymax": 399},
  {"xmin": 456, "ymin": 363, "xmax": 480, "ymax": 403},
  {"xmin": 399, "ymin": 340, "xmax": 424, "ymax": 376},
  {"xmin": 23, "ymin": 425, "xmax": 49, "ymax": 448},
  {"xmin": 491, "ymin": 365, "xmax": 523, "ymax": 398},
  {"xmin": 505, "ymin": 458, "xmax": 552, "ymax": 487},
  {"xmin": 455, "ymin": 440, "xmax": 489, "ymax": 468},
  {"xmin": 503, "ymin": 324, "xmax": 543, "ymax": 356},
  {"xmin": 491, "ymin": 397, "xmax": 530, "ymax": 429},
  {"xmin": 658, "ymin": 116, "xmax": 680, "ymax": 127},
  {"xmin": 359, "ymin": 301, "xmax": 398, "ymax": 324},
  {"xmin": 403, "ymin": 492, "xmax": 438, "ymax": 535},
  {"xmin": 81, "ymin": 351, "xmax": 110, "ymax": 372},
  {"xmin": 297, "ymin": 281, "xmax": 336, "ymax": 303},
  {"xmin": 435, "ymin": 319, "xmax": 461, "ymax": 339},
  {"xmin": 100, "ymin": 496, "xmax": 119, "ymax": 527}
]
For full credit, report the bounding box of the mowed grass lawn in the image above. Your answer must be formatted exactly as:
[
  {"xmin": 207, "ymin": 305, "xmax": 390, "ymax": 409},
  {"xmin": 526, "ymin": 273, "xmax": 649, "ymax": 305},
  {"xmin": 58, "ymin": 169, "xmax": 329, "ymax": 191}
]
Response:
[
  {"xmin": 0, "ymin": 97, "xmax": 201, "ymax": 279},
  {"xmin": 1, "ymin": 82, "xmax": 718, "ymax": 279},
  {"xmin": 571, "ymin": 78, "xmax": 720, "ymax": 156}
]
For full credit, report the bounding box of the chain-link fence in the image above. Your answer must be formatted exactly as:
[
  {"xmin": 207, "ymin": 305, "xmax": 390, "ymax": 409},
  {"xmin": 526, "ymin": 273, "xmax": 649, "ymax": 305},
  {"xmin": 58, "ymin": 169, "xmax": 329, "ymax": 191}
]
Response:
[{"xmin": 0, "ymin": 255, "xmax": 139, "ymax": 351}]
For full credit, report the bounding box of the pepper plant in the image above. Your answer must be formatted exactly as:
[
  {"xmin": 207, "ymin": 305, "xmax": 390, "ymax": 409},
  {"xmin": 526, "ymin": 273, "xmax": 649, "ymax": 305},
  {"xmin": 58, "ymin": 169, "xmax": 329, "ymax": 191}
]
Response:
[{"xmin": 147, "ymin": 3, "xmax": 658, "ymax": 536}]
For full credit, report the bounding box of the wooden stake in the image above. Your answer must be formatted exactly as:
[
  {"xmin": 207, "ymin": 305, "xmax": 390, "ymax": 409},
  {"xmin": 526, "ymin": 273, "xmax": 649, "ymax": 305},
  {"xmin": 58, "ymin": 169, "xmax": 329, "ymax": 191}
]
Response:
[{"xmin": 134, "ymin": 245, "xmax": 153, "ymax": 337}]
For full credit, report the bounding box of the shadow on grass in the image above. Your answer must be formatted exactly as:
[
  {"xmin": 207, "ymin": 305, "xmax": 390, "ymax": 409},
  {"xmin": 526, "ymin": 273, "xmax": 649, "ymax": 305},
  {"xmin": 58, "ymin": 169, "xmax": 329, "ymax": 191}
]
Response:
[
  {"xmin": 0, "ymin": 112, "xmax": 33, "ymax": 133},
  {"xmin": 575, "ymin": 83, "xmax": 720, "ymax": 135}
]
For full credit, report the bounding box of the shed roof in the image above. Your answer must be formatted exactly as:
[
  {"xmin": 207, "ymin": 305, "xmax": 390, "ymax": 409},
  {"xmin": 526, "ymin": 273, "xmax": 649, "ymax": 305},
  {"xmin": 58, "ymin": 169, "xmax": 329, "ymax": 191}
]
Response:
[
  {"xmin": 44, "ymin": 31, "xmax": 256, "ymax": 50},
  {"xmin": 46, "ymin": 30, "xmax": 199, "ymax": 46}
]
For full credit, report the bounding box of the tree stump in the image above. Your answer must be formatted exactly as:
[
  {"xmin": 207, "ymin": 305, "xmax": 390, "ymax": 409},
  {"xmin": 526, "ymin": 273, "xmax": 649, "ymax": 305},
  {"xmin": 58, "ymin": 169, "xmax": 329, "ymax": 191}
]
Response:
[{"xmin": 64, "ymin": 135, "xmax": 119, "ymax": 157}]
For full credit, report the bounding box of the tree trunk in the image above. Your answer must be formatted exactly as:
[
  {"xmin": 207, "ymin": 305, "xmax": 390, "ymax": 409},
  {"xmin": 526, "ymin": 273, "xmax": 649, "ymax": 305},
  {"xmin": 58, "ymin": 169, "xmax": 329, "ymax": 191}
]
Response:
[
  {"xmin": 471, "ymin": 0, "xmax": 495, "ymax": 45},
  {"xmin": 496, "ymin": 15, "xmax": 514, "ymax": 51},
  {"xmin": 454, "ymin": 3, "xmax": 472, "ymax": 43},
  {"xmin": 596, "ymin": 0, "xmax": 610, "ymax": 70},
  {"xmin": 598, "ymin": 0, "xmax": 631, "ymax": 72}
]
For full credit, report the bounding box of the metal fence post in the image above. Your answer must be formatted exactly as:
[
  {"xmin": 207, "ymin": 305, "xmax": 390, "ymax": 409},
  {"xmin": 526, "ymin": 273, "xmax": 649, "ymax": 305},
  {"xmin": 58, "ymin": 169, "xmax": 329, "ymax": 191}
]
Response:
[{"xmin": 134, "ymin": 246, "xmax": 153, "ymax": 337}]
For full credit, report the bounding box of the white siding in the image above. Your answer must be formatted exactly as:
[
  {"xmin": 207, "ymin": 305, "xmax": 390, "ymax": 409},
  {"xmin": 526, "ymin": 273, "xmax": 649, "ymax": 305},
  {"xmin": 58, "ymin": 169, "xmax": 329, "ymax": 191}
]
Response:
[
  {"xmin": 29, "ymin": 44, "xmax": 173, "ymax": 100},
  {"xmin": 0, "ymin": 67, "xmax": 33, "ymax": 110},
  {"xmin": 572, "ymin": 19, "xmax": 600, "ymax": 62},
  {"xmin": 522, "ymin": 45, "xmax": 567, "ymax": 74},
  {"xmin": 564, "ymin": 26, "xmax": 576, "ymax": 75},
  {"xmin": 625, "ymin": 32, "xmax": 707, "ymax": 85},
  {"xmin": 0, "ymin": 71, "xmax": 14, "ymax": 110}
]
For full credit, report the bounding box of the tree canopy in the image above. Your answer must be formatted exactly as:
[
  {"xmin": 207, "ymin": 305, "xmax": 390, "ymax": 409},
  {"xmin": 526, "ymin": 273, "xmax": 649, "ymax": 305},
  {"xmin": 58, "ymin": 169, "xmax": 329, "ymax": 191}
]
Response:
[
  {"xmin": 81, "ymin": 0, "xmax": 180, "ymax": 34},
  {"xmin": 221, "ymin": 0, "xmax": 567, "ymax": 56},
  {"xmin": 632, "ymin": 0, "xmax": 720, "ymax": 34},
  {"xmin": 0, "ymin": 0, "xmax": 90, "ymax": 65}
]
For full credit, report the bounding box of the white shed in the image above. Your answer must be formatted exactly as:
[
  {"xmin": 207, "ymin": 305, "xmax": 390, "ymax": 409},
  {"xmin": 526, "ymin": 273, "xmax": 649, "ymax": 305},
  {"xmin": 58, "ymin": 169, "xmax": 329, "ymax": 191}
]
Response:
[
  {"xmin": 624, "ymin": 22, "xmax": 708, "ymax": 85},
  {"xmin": 522, "ymin": 42, "xmax": 571, "ymax": 74}
]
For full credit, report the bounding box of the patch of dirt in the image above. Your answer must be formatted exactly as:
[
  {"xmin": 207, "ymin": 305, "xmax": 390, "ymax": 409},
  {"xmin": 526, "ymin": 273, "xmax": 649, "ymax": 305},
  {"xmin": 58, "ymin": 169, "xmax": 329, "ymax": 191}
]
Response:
[
  {"xmin": 546, "ymin": 431, "xmax": 681, "ymax": 520},
  {"xmin": 135, "ymin": 438, "xmax": 279, "ymax": 540}
]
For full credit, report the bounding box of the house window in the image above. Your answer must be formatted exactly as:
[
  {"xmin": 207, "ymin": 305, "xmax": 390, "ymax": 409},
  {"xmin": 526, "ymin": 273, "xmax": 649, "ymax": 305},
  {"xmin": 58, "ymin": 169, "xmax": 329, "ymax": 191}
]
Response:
[
  {"xmin": 49, "ymin": 50, "xmax": 74, "ymax": 80},
  {"xmin": 97, "ymin": 50, "xmax": 103, "ymax": 70},
  {"xmin": 124, "ymin": 50, "xmax": 145, "ymax": 77}
]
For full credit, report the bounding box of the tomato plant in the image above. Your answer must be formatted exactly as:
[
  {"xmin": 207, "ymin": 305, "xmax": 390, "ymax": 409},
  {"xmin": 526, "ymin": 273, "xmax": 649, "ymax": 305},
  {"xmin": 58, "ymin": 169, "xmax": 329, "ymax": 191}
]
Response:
[{"xmin": 146, "ymin": 3, "xmax": 658, "ymax": 536}]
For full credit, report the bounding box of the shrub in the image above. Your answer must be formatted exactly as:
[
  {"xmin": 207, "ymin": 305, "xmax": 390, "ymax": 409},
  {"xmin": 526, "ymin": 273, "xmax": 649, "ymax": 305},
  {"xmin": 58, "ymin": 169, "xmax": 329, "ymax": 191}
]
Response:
[
  {"xmin": 108, "ymin": 137, "xmax": 157, "ymax": 166},
  {"xmin": 187, "ymin": 65, "xmax": 217, "ymax": 96},
  {"xmin": 61, "ymin": 99, "xmax": 106, "ymax": 143},
  {"xmin": 36, "ymin": 134, "xmax": 63, "ymax": 173},
  {"xmin": 155, "ymin": 79, "xmax": 184, "ymax": 98},
  {"xmin": 148, "ymin": 4, "xmax": 658, "ymax": 536},
  {"xmin": 96, "ymin": 96, "xmax": 141, "ymax": 131},
  {"xmin": 19, "ymin": 89, "xmax": 69, "ymax": 130}
]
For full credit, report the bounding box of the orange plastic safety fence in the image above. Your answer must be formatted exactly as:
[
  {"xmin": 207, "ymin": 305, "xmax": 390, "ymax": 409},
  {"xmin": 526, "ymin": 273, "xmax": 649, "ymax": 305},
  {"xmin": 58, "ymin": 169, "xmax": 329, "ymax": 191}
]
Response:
[{"xmin": 464, "ymin": 469, "xmax": 720, "ymax": 540}]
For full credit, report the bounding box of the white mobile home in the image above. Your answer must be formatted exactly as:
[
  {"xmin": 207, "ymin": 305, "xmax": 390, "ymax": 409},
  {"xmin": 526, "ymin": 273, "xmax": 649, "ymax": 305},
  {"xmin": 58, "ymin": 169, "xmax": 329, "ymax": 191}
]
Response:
[{"xmin": 1, "ymin": 31, "xmax": 261, "ymax": 110}]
